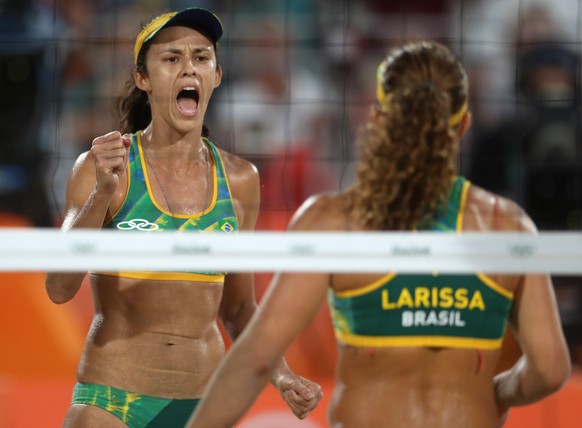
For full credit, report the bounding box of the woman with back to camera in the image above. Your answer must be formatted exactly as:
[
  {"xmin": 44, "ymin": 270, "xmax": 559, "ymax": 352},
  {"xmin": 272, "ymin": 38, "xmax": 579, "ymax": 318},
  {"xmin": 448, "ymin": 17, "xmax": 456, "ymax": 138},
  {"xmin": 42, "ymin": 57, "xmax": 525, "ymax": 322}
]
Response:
[
  {"xmin": 186, "ymin": 41, "xmax": 571, "ymax": 428},
  {"xmin": 45, "ymin": 7, "xmax": 322, "ymax": 428}
]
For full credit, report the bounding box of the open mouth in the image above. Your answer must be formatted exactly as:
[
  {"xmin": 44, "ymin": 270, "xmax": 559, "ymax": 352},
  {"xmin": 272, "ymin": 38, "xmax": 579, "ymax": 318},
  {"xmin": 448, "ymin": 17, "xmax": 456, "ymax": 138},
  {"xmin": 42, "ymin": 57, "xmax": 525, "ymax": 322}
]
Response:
[{"xmin": 176, "ymin": 87, "xmax": 199, "ymax": 115}]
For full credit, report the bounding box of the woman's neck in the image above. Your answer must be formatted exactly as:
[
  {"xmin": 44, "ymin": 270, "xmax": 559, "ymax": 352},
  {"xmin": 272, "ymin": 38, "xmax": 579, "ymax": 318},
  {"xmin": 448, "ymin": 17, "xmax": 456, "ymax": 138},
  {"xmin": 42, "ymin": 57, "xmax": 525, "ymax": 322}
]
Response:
[{"xmin": 140, "ymin": 125, "xmax": 207, "ymax": 166}]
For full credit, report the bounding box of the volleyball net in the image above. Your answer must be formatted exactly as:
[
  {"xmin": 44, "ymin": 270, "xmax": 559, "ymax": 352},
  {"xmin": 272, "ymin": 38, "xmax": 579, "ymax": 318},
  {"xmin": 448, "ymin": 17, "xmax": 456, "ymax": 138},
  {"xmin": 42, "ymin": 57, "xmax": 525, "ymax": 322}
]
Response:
[
  {"xmin": 1, "ymin": 1, "xmax": 582, "ymax": 427},
  {"xmin": 1, "ymin": 229, "xmax": 582, "ymax": 274}
]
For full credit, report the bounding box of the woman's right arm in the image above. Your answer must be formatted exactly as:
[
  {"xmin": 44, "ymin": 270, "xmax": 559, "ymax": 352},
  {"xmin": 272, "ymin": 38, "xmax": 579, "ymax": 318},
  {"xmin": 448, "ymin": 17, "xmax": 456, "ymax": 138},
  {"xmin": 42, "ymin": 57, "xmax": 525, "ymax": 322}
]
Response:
[
  {"xmin": 493, "ymin": 200, "xmax": 572, "ymax": 408},
  {"xmin": 45, "ymin": 131, "xmax": 131, "ymax": 304}
]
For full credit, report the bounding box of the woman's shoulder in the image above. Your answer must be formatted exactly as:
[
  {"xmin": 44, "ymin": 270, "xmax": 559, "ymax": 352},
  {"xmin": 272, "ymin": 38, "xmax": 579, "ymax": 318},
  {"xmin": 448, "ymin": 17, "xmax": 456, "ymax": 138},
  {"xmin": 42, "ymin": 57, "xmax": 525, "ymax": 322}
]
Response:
[
  {"xmin": 67, "ymin": 150, "xmax": 97, "ymax": 184},
  {"xmin": 212, "ymin": 145, "xmax": 257, "ymax": 176},
  {"xmin": 466, "ymin": 182, "xmax": 537, "ymax": 233},
  {"xmin": 211, "ymin": 145, "xmax": 259, "ymax": 189},
  {"xmin": 288, "ymin": 191, "xmax": 351, "ymax": 232}
]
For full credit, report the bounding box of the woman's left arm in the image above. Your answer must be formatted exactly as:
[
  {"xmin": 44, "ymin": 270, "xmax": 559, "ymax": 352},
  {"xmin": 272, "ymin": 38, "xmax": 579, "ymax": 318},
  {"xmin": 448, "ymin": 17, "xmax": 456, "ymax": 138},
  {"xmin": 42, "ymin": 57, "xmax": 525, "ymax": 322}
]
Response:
[
  {"xmin": 213, "ymin": 156, "xmax": 323, "ymax": 423},
  {"xmin": 194, "ymin": 268, "xmax": 329, "ymax": 428}
]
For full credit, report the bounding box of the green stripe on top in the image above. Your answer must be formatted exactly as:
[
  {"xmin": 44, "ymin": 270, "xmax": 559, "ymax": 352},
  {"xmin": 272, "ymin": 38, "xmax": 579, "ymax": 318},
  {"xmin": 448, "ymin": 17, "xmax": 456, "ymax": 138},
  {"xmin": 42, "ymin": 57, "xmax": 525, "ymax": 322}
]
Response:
[{"xmin": 417, "ymin": 176, "xmax": 466, "ymax": 231}]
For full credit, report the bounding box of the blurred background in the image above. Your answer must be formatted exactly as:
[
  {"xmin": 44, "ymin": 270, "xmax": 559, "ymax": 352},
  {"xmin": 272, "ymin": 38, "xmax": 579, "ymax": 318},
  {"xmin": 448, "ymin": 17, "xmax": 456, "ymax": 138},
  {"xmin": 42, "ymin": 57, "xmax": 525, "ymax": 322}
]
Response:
[{"xmin": 0, "ymin": 0, "xmax": 581, "ymax": 426}]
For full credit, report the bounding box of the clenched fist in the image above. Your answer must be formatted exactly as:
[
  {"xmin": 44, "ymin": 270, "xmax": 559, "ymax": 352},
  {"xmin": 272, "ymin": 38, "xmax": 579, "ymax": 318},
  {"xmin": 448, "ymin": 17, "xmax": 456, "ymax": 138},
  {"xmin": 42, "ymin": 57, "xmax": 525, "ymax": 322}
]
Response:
[
  {"xmin": 90, "ymin": 131, "xmax": 132, "ymax": 194},
  {"xmin": 275, "ymin": 373, "xmax": 323, "ymax": 420}
]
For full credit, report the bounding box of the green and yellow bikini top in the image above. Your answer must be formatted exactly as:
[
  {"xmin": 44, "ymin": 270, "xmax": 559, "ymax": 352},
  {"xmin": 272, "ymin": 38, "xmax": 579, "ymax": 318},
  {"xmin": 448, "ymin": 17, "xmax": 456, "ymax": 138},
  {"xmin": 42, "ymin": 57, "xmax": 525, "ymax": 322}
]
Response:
[
  {"xmin": 328, "ymin": 177, "xmax": 514, "ymax": 350},
  {"xmin": 101, "ymin": 131, "xmax": 239, "ymax": 283}
]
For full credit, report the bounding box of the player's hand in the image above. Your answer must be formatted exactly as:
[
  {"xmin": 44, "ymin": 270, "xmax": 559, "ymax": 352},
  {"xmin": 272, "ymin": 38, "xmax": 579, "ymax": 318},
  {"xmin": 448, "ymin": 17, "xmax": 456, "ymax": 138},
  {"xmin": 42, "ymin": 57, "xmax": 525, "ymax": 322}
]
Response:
[
  {"xmin": 275, "ymin": 373, "xmax": 323, "ymax": 419},
  {"xmin": 90, "ymin": 131, "xmax": 132, "ymax": 194}
]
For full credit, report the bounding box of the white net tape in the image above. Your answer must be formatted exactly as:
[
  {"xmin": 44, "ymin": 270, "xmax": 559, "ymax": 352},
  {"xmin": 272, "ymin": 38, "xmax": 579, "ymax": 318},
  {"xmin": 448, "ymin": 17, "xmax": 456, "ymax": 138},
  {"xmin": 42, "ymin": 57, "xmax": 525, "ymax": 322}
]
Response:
[{"xmin": 1, "ymin": 229, "xmax": 581, "ymax": 274}]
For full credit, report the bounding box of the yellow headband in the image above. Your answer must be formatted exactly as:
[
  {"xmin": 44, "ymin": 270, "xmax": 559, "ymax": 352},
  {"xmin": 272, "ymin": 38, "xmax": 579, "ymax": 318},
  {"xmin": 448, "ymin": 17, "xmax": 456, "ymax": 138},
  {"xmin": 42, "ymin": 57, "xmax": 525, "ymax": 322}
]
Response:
[
  {"xmin": 447, "ymin": 100, "xmax": 468, "ymax": 127},
  {"xmin": 376, "ymin": 59, "xmax": 468, "ymax": 127},
  {"xmin": 134, "ymin": 12, "xmax": 177, "ymax": 65},
  {"xmin": 133, "ymin": 8, "xmax": 223, "ymax": 66},
  {"xmin": 376, "ymin": 59, "xmax": 389, "ymax": 107}
]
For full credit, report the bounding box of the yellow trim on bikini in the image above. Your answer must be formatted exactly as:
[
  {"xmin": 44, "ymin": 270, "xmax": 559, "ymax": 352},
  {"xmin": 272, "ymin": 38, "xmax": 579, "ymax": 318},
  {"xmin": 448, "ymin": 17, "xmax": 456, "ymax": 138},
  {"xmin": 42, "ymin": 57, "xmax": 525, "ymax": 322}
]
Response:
[
  {"xmin": 334, "ymin": 273, "xmax": 397, "ymax": 298},
  {"xmin": 335, "ymin": 330, "xmax": 503, "ymax": 350},
  {"xmin": 138, "ymin": 131, "xmax": 218, "ymax": 219},
  {"xmin": 456, "ymin": 179, "xmax": 471, "ymax": 231},
  {"xmin": 100, "ymin": 271, "xmax": 225, "ymax": 283},
  {"xmin": 476, "ymin": 273, "xmax": 514, "ymax": 299}
]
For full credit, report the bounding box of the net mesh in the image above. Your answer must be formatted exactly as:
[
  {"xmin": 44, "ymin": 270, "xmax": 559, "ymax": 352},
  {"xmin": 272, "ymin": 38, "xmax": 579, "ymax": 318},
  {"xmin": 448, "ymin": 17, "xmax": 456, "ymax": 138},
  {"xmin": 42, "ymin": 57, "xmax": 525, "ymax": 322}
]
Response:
[{"xmin": 0, "ymin": 1, "xmax": 580, "ymax": 427}]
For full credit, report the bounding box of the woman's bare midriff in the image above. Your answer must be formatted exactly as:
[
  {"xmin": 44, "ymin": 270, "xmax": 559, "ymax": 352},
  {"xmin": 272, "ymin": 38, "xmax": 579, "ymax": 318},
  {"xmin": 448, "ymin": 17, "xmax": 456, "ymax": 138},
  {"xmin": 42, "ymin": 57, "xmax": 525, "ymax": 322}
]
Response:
[
  {"xmin": 76, "ymin": 274, "xmax": 226, "ymax": 398},
  {"xmin": 323, "ymin": 186, "xmax": 523, "ymax": 427},
  {"xmin": 329, "ymin": 346, "xmax": 502, "ymax": 428}
]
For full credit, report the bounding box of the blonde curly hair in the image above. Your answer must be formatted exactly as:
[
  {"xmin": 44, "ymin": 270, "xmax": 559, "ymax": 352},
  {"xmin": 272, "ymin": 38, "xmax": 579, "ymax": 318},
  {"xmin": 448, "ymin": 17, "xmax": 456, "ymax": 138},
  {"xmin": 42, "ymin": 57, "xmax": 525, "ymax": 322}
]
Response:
[{"xmin": 351, "ymin": 41, "xmax": 469, "ymax": 231}]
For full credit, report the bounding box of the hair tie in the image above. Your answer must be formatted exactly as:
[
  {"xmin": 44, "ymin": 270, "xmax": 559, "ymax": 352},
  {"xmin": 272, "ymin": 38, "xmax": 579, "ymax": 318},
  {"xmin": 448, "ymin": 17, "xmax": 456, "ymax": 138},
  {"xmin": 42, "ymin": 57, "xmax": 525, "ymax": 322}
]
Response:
[{"xmin": 417, "ymin": 81, "xmax": 436, "ymax": 90}]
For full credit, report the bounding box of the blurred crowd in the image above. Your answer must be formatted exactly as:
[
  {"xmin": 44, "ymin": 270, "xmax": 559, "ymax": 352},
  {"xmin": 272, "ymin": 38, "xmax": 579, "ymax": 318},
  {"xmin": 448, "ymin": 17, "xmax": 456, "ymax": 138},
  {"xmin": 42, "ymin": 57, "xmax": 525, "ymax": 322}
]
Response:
[{"xmin": 1, "ymin": 0, "xmax": 581, "ymax": 365}]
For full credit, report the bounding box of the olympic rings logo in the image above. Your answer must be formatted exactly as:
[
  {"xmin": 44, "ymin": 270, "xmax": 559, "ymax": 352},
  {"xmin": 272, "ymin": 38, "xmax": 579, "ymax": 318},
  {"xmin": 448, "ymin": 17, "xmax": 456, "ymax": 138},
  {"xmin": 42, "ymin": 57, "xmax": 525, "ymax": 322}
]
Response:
[{"xmin": 116, "ymin": 218, "xmax": 160, "ymax": 231}]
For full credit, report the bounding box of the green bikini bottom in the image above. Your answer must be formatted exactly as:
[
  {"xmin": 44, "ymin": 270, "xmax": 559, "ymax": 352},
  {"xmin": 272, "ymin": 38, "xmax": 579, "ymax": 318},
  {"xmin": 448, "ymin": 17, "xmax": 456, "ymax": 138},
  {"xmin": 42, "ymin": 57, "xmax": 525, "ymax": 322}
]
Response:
[{"xmin": 71, "ymin": 382, "xmax": 200, "ymax": 427}]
